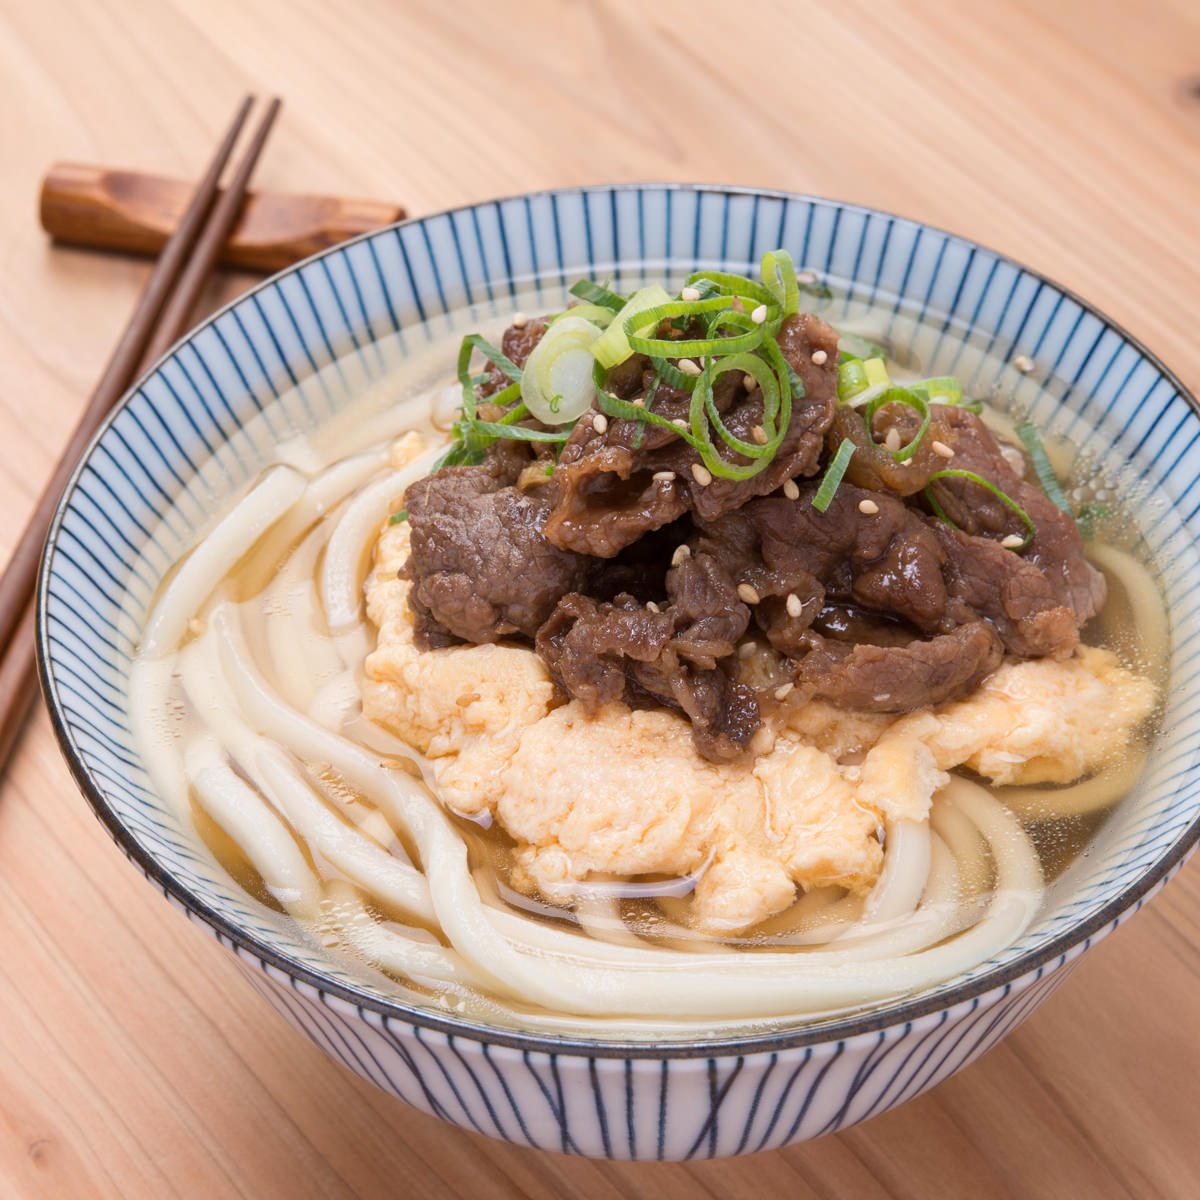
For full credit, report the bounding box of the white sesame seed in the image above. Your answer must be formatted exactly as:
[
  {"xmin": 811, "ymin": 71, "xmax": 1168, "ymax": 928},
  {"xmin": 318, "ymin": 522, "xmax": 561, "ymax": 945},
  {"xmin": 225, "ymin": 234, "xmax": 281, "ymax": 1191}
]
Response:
[
  {"xmin": 751, "ymin": 304, "xmax": 768, "ymax": 324},
  {"xmin": 737, "ymin": 583, "xmax": 761, "ymax": 605},
  {"xmin": 187, "ymin": 617, "xmax": 207, "ymax": 637},
  {"xmin": 592, "ymin": 413, "xmax": 608, "ymax": 434},
  {"xmin": 680, "ymin": 286, "xmax": 701, "ymax": 302},
  {"xmin": 932, "ymin": 440, "xmax": 955, "ymax": 459},
  {"xmin": 783, "ymin": 479, "xmax": 800, "ymax": 501},
  {"xmin": 858, "ymin": 498, "xmax": 880, "ymax": 515},
  {"xmin": 691, "ymin": 463, "xmax": 713, "ymax": 486},
  {"xmin": 786, "ymin": 593, "xmax": 803, "ymax": 618},
  {"xmin": 884, "ymin": 428, "xmax": 902, "ymax": 454},
  {"xmin": 632, "ymin": 397, "xmax": 645, "ymax": 408},
  {"xmin": 512, "ymin": 311, "xmax": 528, "ymax": 328},
  {"xmin": 774, "ymin": 682, "xmax": 795, "ymax": 701},
  {"xmin": 671, "ymin": 543, "xmax": 692, "ymax": 567},
  {"xmin": 678, "ymin": 358, "xmax": 703, "ymax": 377},
  {"xmin": 646, "ymin": 601, "xmax": 660, "ymax": 613},
  {"xmin": 738, "ymin": 641, "xmax": 757, "ymax": 660},
  {"xmin": 652, "ymin": 470, "xmax": 676, "ymax": 483},
  {"xmin": 796, "ymin": 270, "xmax": 817, "ymax": 285},
  {"xmin": 1014, "ymin": 354, "xmax": 1035, "ymax": 373},
  {"xmin": 672, "ymin": 418, "xmax": 688, "ymax": 429},
  {"xmin": 811, "ymin": 349, "xmax": 828, "ymax": 365},
  {"xmin": 743, "ymin": 374, "xmax": 759, "ymax": 391},
  {"xmin": 1001, "ymin": 534, "xmax": 1025, "ymax": 549},
  {"xmin": 751, "ymin": 425, "xmax": 769, "ymax": 445},
  {"xmin": 873, "ymin": 693, "xmax": 890, "ymax": 703}
]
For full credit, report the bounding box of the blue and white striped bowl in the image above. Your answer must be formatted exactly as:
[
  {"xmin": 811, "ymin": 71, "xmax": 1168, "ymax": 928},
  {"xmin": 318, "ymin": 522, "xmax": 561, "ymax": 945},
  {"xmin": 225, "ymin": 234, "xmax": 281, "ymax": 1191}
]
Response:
[{"xmin": 37, "ymin": 186, "xmax": 1200, "ymax": 1159}]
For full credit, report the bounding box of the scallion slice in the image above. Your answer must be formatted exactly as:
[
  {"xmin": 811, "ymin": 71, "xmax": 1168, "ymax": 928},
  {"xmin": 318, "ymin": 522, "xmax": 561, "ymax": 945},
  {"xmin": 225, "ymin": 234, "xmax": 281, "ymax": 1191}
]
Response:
[
  {"xmin": 625, "ymin": 298, "xmax": 769, "ymax": 359},
  {"xmin": 389, "ymin": 508, "xmax": 408, "ymax": 526},
  {"xmin": 925, "ymin": 469, "xmax": 1036, "ymax": 548},
  {"xmin": 865, "ymin": 387, "xmax": 931, "ymax": 462},
  {"xmin": 569, "ymin": 278, "xmax": 627, "ymax": 313},
  {"xmin": 761, "ymin": 249, "xmax": 800, "ymax": 317},
  {"xmin": 521, "ymin": 315, "xmax": 604, "ymax": 424},
  {"xmin": 913, "ymin": 376, "xmax": 964, "ymax": 405},
  {"xmin": 812, "ymin": 440, "xmax": 856, "ymax": 512},
  {"xmin": 1014, "ymin": 422, "xmax": 1074, "ymax": 516},
  {"xmin": 837, "ymin": 330, "xmax": 888, "ymax": 362},
  {"xmin": 589, "ymin": 284, "xmax": 673, "ymax": 369}
]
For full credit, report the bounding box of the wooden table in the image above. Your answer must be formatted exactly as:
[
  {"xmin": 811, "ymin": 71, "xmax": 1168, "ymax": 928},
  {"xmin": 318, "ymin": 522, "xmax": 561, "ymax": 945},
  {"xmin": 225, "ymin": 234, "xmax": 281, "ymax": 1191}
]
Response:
[{"xmin": 3, "ymin": 1, "xmax": 1199, "ymax": 1195}]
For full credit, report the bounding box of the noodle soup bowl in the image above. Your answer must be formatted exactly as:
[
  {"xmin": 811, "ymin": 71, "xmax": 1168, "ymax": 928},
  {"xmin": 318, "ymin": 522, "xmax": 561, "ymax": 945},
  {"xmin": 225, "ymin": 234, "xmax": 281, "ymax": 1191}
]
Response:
[{"xmin": 38, "ymin": 186, "xmax": 1200, "ymax": 1159}]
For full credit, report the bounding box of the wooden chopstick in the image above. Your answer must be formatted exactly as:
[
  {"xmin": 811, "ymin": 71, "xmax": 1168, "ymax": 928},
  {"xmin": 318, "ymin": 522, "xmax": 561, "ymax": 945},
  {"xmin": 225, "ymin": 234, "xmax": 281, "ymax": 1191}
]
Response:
[{"xmin": 2, "ymin": 96, "xmax": 282, "ymax": 776}]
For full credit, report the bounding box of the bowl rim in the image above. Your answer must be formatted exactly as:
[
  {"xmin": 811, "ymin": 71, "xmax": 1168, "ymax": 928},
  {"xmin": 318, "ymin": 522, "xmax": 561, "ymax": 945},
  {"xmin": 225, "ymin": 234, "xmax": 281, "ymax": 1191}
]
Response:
[{"xmin": 37, "ymin": 181, "xmax": 1200, "ymax": 1060}]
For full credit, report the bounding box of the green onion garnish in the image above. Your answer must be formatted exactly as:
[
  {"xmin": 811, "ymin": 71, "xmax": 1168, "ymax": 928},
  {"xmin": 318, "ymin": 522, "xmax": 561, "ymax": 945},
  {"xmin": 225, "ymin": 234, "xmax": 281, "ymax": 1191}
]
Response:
[
  {"xmin": 623, "ymin": 297, "xmax": 770, "ymax": 360},
  {"xmin": 569, "ymin": 278, "xmax": 627, "ymax": 313},
  {"xmin": 1014, "ymin": 422, "xmax": 1074, "ymax": 517},
  {"xmin": 1076, "ymin": 503, "xmax": 1109, "ymax": 540},
  {"xmin": 812, "ymin": 440, "xmax": 856, "ymax": 512},
  {"xmin": 838, "ymin": 358, "xmax": 868, "ymax": 403},
  {"xmin": 865, "ymin": 387, "xmax": 931, "ymax": 462},
  {"xmin": 760, "ymin": 249, "xmax": 801, "ymax": 317},
  {"xmin": 837, "ymin": 330, "xmax": 888, "ymax": 362},
  {"xmin": 913, "ymin": 376, "xmax": 964, "ymax": 405},
  {"xmin": 389, "ymin": 508, "xmax": 408, "ymax": 526},
  {"xmin": 589, "ymin": 284, "xmax": 673, "ymax": 369},
  {"xmin": 925, "ymin": 470, "xmax": 1036, "ymax": 548}
]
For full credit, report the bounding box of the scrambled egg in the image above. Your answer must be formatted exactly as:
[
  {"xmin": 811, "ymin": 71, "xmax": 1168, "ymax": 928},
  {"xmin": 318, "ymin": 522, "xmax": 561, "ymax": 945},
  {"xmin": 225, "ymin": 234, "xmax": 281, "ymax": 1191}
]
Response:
[{"xmin": 362, "ymin": 522, "xmax": 1157, "ymax": 935}]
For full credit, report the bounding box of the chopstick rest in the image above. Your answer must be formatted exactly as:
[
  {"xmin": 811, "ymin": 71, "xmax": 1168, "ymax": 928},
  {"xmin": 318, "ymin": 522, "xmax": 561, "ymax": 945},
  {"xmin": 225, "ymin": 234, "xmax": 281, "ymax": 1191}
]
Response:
[{"xmin": 40, "ymin": 163, "xmax": 406, "ymax": 274}]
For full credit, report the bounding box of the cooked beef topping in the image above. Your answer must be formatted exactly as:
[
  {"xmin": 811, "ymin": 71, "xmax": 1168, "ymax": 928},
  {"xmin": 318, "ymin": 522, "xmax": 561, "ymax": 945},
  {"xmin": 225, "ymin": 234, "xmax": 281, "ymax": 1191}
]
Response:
[
  {"xmin": 396, "ymin": 279, "xmax": 1106, "ymax": 760},
  {"xmin": 403, "ymin": 442, "xmax": 587, "ymax": 646},
  {"xmin": 797, "ymin": 621, "xmax": 1004, "ymax": 711}
]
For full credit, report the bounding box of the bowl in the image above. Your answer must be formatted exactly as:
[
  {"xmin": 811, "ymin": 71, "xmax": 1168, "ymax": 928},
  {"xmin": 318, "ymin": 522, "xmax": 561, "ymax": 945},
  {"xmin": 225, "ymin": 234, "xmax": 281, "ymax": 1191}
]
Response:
[{"xmin": 37, "ymin": 184, "xmax": 1200, "ymax": 1160}]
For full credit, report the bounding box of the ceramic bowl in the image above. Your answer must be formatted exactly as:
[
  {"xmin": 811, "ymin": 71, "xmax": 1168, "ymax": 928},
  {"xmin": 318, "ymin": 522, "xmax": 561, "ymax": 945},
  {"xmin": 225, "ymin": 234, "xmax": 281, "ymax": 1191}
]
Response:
[{"xmin": 37, "ymin": 185, "xmax": 1200, "ymax": 1160}]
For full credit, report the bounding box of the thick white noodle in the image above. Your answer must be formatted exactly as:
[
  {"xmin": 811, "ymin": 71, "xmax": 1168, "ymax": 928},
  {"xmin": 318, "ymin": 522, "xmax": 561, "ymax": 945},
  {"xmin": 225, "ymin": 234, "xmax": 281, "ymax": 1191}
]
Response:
[
  {"xmin": 998, "ymin": 748, "xmax": 1148, "ymax": 821},
  {"xmin": 141, "ymin": 465, "xmax": 306, "ymax": 657},
  {"xmin": 1086, "ymin": 541, "xmax": 1169, "ymax": 676},
  {"xmin": 319, "ymin": 448, "xmax": 441, "ymax": 631},
  {"xmin": 185, "ymin": 736, "xmax": 323, "ymax": 923}
]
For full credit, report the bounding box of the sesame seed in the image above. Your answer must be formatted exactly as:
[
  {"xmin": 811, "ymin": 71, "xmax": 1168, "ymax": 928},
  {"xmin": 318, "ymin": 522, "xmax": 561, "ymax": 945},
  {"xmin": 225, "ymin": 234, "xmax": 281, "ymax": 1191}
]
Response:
[
  {"xmin": 671, "ymin": 544, "xmax": 692, "ymax": 567},
  {"xmin": 730, "ymin": 297, "xmax": 745, "ymax": 313},
  {"xmin": 786, "ymin": 593, "xmax": 803, "ymax": 618},
  {"xmin": 751, "ymin": 304, "xmax": 768, "ymax": 324},
  {"xmin": 646, "ymin": 601, "xmax": 660, "ymax": 613},
  {"xmin": 632, "ymin": 397, "xmax": 645, "ymax": 408},
  {"xmin": 858, "ymin": 498, "xmax": 880, "ymax": 515},
  {"xmin": 783, "ymin": 479, "xmax": 800, "ymax": 501},
  {"xmin": 796, "ymin": 270, "xmax": 817, "ymax": 285},
  {"xmin": 652, "ymin": 470, "xmax": 676, "ymax": 483},
  {"xmin": 187, "ymin": 617, "xmax": 207, "ymax": 636},
  {"xmin": 811, "ymin": 349, "xmax": 828, "ymax": 365},
  {"xmin": 672, "ymin": 418, "xmax": 688, "ymax": 429},
  {"xmin": 680, "ymin": 286, "xmax": 701, "ymax": 302},
  {"xmin": 691, "ymin": 463, "xmax": 713, "ymax": 486},
  {"xmin": 1014, "ymin": 354, "xmax": 1035, "ymax": 373},
  {"xmin": 738, "ymin": 641, "xmax": 757, "ymax": 660},
  {"xmin": 1001, "ymin": 534, "xmax": 1025, "ymax": 549},
  {"xmin": 737, "ymin": 583, "xmax": 761, "ymax": 605},
  {"xmin": 512, "ymin": 311, "xmax": 528, "ymax": 328},
  {"xmin": 678, "ymin": 358, "xmax": 702, "ymax": 377},
  {"xmin": 932, "ymin": 440, "xmax": 955, "ymax": 459},
  {"xmin": 884, "ymin": 428, "xmax": 902, "ymax": 454},
  {"xmin": 751, "ymin": 424, "xmax": 769, "ymax": 445},
  {"xmin": 592, "ymin": 413, "xmax": 608, "ymax": 434},
  {"xmin": 743, "ymin": 374, "xmax": 759, "ymax": 391},
  {"xmin": 774, "ymin": 682, "xmax": 795, "ymax": 701},
  {"xmin": 873, "ymin": 693, "xmax": 890, "ymax": 703}
]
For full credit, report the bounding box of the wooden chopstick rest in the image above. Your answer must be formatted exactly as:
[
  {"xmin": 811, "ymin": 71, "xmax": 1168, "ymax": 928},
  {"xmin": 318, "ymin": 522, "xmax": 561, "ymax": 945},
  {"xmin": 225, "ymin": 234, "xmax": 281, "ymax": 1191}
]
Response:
[{"xmin": 40, "ymin": 163, "xmax": 406, "ymax": 274}]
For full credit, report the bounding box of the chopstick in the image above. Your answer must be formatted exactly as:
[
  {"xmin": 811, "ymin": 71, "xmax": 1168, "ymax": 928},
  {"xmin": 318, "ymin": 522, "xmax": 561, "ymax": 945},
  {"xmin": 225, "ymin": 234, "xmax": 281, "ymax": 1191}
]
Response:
[{"xmin": 1, "ymin": 95, "xmax": 282, "ymax": 776}]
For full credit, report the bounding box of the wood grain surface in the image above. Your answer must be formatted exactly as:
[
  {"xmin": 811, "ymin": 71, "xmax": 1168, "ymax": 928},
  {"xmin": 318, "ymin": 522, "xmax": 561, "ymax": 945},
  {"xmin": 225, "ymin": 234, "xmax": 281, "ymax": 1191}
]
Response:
[{"xmin": 2, "ymin": 1, "xmax": 1199, "ymax": 1196}]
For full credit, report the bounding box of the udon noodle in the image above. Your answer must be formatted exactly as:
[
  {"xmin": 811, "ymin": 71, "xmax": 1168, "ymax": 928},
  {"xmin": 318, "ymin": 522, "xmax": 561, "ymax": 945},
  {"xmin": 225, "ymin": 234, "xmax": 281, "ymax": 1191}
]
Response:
[{"xmin": 128, "ymin": 319, "xmax": 1165, "ymax": 1038}]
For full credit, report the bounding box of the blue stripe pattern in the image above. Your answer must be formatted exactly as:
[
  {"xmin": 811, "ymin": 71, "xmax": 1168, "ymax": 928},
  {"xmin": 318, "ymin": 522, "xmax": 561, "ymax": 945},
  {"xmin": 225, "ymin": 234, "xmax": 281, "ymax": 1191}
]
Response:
[{"xmin": 36, "ymin": 186, "xmax": 1200, "ymax": 1158}]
